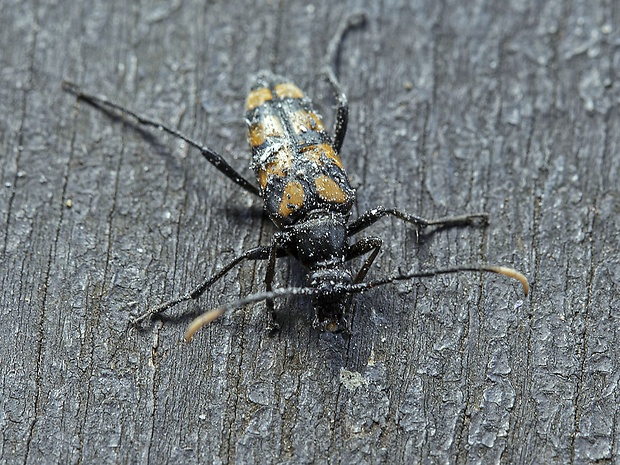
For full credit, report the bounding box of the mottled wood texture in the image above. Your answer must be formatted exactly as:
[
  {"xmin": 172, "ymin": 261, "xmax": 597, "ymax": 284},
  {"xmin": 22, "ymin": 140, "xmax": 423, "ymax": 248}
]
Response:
[{"xmin": 1, "ymin": 0, "xmax": 618, "ymax": 463}]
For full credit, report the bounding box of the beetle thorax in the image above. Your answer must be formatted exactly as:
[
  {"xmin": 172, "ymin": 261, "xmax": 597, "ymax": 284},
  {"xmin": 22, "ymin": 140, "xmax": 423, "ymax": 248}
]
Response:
[
  {"xmin": 292, "ymin": 210, "xmax": 348, "ymax": 267},
  {"xmin": 290, "ymin": 211, "xmax": 352, "ymax": 332}
]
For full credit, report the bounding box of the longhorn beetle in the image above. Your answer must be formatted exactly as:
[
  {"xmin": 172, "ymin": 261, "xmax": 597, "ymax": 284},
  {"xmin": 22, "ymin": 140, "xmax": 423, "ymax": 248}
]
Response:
[{"xmin": 63, "ymin": 14, "xmax": 528, "ymax": 341}]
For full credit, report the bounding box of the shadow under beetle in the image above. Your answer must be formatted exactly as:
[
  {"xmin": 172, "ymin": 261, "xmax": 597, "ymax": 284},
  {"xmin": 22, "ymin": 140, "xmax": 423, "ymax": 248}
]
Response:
[{"xmin": 63, "ymin": 14, "xmax": 528, "ymax": 341}]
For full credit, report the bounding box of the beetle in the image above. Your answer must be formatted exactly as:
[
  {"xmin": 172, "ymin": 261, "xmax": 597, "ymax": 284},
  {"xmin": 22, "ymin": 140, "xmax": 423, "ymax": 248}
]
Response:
[{"xmin": 63, "ymin": 14, "xmax": 528, "ymax": 341}]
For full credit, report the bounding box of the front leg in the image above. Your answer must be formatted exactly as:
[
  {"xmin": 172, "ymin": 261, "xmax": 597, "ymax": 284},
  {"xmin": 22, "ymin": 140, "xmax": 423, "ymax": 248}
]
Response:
[
  {"xmin": 336, "ymin": 236, "xmax": 382, "ymax": 331},
  {"xmin": 134, "ymin": 245, "xmax": 275, "ymax": 324},
  {"xmin": 347, "ymin": 206, "xmax": 488, "ymax": 236},
  {"xmin": 346, "ymin": 236, "xmax": 383, "ymax": 284}
]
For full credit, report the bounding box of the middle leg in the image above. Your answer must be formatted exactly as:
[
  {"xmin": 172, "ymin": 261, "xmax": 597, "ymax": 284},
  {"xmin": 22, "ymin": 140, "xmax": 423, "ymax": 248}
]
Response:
[{"xmin": 347, "ymin": 206, "xmax": 488, "ymax": 237}]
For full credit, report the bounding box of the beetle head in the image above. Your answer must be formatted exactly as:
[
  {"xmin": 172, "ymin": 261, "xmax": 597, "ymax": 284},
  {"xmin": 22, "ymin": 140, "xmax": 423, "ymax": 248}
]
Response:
[{"xmin": 308, "ymin": 264, "xmax": 352, "ymax": 333}]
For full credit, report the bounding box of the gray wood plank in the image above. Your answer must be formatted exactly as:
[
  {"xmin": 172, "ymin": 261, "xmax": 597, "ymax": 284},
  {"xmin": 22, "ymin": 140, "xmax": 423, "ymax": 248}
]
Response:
[{"xmin": 1, "ymin": 0, "xmax": 618, "ymax": 463}]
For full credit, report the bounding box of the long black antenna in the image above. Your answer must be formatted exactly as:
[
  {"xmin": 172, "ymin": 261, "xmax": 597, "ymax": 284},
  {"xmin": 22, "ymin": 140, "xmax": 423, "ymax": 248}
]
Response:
[
  {"xmin": 184, "ymin": 287, "xmax": 320, "ymax": 341},
  {"xmin": 352, "ymin": 265, "xmax": 529, "ymax": 294}
]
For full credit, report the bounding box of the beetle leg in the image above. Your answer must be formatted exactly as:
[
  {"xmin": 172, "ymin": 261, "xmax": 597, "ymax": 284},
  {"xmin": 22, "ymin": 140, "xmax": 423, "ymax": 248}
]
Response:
[
  {"xmin": 134, "ymin": 245, "xmax": 279, "ymax": 324},
  {"xmin": 63, "ymin": 81, "xmax": 261, "ymax": 196},
  {"xmin": 264, "ymin": 232, "xmax": 293, "ymax": 333},
  {"xmin": 322, "ymin": 67, "xmax": 348, "ymax": 154},
  {"xmin": 322, "ymin": 13, "xmax": 366, "ymax": 153},
  {"xmin": 346, "ymin": 236, "xmax": 383, "ymax": 284},
  {"xmin": 347, "ymin": 206, "xmax": 489, "ymax": 237},
  {"xmin": 338, "ymin": 236, "xmax": 382, "ymax": 333}
]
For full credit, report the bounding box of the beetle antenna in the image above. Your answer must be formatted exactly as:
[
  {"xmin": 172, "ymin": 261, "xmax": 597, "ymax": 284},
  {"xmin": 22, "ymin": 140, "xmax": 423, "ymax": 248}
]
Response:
[
  {"xmin": 184, "ymin": 287, "xmax": 320, "ymax": 341},
  {"xmin": 349, "ymin": 265, "xmax": 529, "ymax": 296},
  {"xmin": 184, "ymin": 265, "xmax": 528, "ymax": 341}
]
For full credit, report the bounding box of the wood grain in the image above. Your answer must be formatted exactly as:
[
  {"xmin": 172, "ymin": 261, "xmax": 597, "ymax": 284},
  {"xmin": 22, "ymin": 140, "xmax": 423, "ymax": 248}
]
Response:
[{"xmin": 1, "ymin": 0, "xmax": 618, "ymax": 463}]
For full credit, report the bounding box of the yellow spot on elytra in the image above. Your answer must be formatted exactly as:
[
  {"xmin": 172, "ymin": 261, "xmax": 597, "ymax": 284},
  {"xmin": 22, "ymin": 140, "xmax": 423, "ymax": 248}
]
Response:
[
  {"xmin": 315, "ymin": 175, "xmax": 348, "ymax": 203},
  {"xmin": 248, "ymin": 123, "xmax": 265, "ymax": 147},
  {"xmin": 246, "ymin": 87, "xmax": 273, "ymax": 111},
  {"xmin": 290, "ymin": 110, "xmax": 325, "ymax": 134},
  {"xmin": 248, "ymin": 114, "xmax": 285, "ymax": 147},
  {"xmin": 279, "ymin": 181, "xmax": 305, "ymax": 217},
  {"xmin": 274, "ymin": 82, "xmax": 304, "ymax": 99},
  {"xmin": 257, "ymin": 146, "xmax": 294, "ymax": 189},
  {"xmin": 302, "ymin": 143, "xmax": 343, "ymax": 168}
]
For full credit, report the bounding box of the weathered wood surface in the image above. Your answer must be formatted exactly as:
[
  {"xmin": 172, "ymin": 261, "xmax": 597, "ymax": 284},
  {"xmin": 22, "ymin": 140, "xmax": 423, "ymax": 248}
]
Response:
[{"xmin": 1, "ymin": 0, "xmax": 618, "ymax": 463}]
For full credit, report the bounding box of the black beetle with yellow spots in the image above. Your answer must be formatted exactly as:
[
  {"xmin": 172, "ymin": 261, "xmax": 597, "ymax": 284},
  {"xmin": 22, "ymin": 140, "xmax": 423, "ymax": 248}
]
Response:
[
  {"xmin": 246, "ymin": 73, "xmax": 355, "ymax": 229},
  {"xmin": 63, "ymin": 14, "xmax": 528, "ymax": 341}
]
